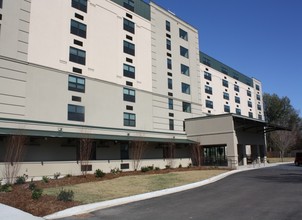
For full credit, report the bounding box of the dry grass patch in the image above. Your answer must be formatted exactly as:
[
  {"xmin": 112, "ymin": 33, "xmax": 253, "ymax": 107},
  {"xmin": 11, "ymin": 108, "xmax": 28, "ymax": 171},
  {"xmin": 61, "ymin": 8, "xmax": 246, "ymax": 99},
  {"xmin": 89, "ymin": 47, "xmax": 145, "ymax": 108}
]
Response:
[
  {"xmin": 44, "ymin": 170, "xmax": 226, "ymax": 204},
  {"xmin": 267, "ymin": 157, "xmax": 294, "ymax": 163}
]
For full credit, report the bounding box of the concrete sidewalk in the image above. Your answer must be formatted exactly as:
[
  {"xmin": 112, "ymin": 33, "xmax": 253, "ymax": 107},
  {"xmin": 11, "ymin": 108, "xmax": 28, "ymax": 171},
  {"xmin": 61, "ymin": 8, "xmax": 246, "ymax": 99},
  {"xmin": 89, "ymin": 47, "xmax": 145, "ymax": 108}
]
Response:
[{"xmin": 0, "ymin": 162, "xmax": 290, "ymax": 220}]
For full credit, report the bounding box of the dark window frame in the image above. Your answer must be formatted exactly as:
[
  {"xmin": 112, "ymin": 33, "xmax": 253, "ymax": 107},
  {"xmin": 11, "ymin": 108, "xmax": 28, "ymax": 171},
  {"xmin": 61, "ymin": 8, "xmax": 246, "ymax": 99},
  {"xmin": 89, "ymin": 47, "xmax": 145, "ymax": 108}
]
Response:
[
  {"xmin": 168, "ymin": 98, "xmax": 173, "ymax": 110},
  {"xmin": 222, "ymin": 79, "xmax": 229, "ymax": 88},
  {"xmin": 181, "ymin": 64, "xmax": 190, "ymax": 76},
  {"xmin": 123, "ymin": 88, "xmax": 135, "ymax": 102},
  {"xmin": 205, "ymin": 85, "xmax": 213, "ymax": 95},
  {"xmin": 204, "ymin": 71, "xmax": 212, "ymax": 81},
  {"xmin": 123, "ymin": 63, "xmax": 135, "ymax": 79},
  {"xmin": 180, "ymin": 46, "xmax": 189, "ymax": 58},
  {"xmin": 70, "ymin": 19, "xmax": 87, "ymax": 38},
  {"xmin": 123, "ymin": 40, "xmax": 135, "ymax": 56},
  {"xmin": 123, "ymin": 0, "xmax": 134, "ymax": 12},
  {"xmin": 182, "ymin": 102, "xmax": 191, "ymax": 113},
  {"xmin": 123, "ymin": 18, "xmax": 135, "ymax": 34},
  {"xmin": 168, "ymin": 78, "xmax": 173, "ymax": 89},
  {"xmin": 224, "ymin": 105, "xmax": 230, "ymax": 113},
  {"xmin": 181, "ymin": 82, "xmax": 190, "ymax": 94},
  {"xmin": 223, "ymin": 92, "xmax": 229, "ymax": 100},
  {"xmin": 179, "ymin": 28, "xmax": 188, "ymax": 41},
  {"xmin": 206, "ymin": 100, "xmax": 213, "ymax": 109},
  {"xmin": 68, "ymin": 75, "xmax": 85, "ymax": 93},
  {"xmin": 166, "ymin": 20, "xmax": 171, "ymax": 32},
  {"xmin": 72, "ymin": 0, "xmax": 87, "ymax": 13},
  {"xmin": 68, "ymin": 104, "xmax": 85, "ymax": 122},
  {"xmin": 69, "ymin": 47, "xmax": 86, "ymax": 65},
  {"xmin": 124, "ymin": 112, "xmax": 136, "ymax": 127},
  {"xmin": 169, "ymin": 119, "xmax": 174, "ymax": 130}
]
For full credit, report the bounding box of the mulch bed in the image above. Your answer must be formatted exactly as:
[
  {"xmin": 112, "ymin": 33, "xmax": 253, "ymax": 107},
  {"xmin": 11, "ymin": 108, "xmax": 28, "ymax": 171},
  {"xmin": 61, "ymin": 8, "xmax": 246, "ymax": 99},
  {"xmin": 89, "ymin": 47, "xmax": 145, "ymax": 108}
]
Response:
[{"xmin": 0, "ymin": 167, "xmax": 228, "ymax": 217}]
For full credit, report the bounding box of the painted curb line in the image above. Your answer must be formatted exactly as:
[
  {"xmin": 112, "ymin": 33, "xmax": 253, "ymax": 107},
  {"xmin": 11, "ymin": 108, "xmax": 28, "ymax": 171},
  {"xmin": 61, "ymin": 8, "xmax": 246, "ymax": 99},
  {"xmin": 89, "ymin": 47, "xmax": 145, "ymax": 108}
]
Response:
[{"xmin": 44, "ymin": 162, "xmax": 288, "ymax": 219}]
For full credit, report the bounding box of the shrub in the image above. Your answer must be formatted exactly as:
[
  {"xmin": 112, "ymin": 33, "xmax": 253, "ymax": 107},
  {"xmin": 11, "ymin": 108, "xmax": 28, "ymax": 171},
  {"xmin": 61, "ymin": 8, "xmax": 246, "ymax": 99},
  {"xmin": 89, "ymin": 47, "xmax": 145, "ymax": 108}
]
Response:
[
  {"xmin": 0, "ymin": 184, "xmax": 12, "ymax": 192},
  {"xmin": 110, "ymin": 168, "xmax": 121, "ymax": 174},
  {"xmin": 29, "ymin": 182, "xmax": 36, "ymax": 191},
  {"xmin": 178, "ymin": 164, "xmax": 183, "ymax": 168},
  {"xmin": 187, "ymin": 163, "xmax": 192, "ymax": 168},
  {"xmin": 94, "ymin": 169, "xmax": 105, "ymax": 178},
  {"xmin": 165, "ymin": 165, "xmax": 171, "ymax": 169},
  {"xmin": 141, "ymin": 166, "xmax": 153, "ymax": 172},
  {"xmin": 32, "ymin": 188, "xmax": 43, "ymax": 200},
  {"xmin": 15, "ymin": 174, "xmax": 28, "ymax": 185},
  {"xmin": 53, "ymin": 172, "xmax": 61, "ymax": 180},
  {"xmin": 65, "ymin": 174, "xmax": 72, "ymax": 178},
  {"xmin": 42, "ymin": 176, "xmax": 49, "ymax": 183},
  {"xmin": 155, "ymin": 167, "xmax": 160, "ymax": 171},
  {"xmin": 57, "ymin": 189, "xmax": 74, "ymax": 202}
]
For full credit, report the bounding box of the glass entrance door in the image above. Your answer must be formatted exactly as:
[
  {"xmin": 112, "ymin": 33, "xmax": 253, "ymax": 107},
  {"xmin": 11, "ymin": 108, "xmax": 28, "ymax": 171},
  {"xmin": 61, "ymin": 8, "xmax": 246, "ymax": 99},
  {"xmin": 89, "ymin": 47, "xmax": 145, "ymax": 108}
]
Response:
[{"xmin": 203, "ymin": 145, "xmax": 227, "ymax": 166}]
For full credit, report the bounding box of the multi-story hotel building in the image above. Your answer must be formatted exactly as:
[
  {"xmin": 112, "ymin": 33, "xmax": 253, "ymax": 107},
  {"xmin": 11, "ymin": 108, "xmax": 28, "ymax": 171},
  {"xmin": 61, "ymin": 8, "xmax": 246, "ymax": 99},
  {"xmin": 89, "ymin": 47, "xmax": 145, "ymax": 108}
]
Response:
[{"xmin": 0, "ymin": 0, "xmax": 267, "ymax": 179}]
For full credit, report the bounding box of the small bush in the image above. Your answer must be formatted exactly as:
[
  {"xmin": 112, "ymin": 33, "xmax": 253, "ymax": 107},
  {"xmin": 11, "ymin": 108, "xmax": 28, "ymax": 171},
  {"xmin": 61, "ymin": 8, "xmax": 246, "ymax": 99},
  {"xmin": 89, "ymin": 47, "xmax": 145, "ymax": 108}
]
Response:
[
  {"xmin": 42, "ymin": 176, "xmax": 49, "ymax": 183},
  {"xmin": 155, "ymin": 167, "xmax": 160, "ymax": 171},
  {"xmin": 165, "ymin": 165, "xmax": 171, "ymax": 169},
  {"xmin": 141, "ymin": 166, "xmax": 153, "ymax": 172},
  {"xmin": 53, "ymin": 172, "xmax": 61, "ymax": 180},
  {"xmin": 15, "ymin": 174, "xmax": 28, "ymax": 185},
  {"xmin": 65, "ymin": 174, "xmax": 72, "ymax": 178},
  {"xmin": 0, "ymin": 184, "xmax": 12, "ymax": 192},
  {"xmin": 32, "ymin": 188, "xmax": 43, "ymax": 200},
  {"xmin": 94, "ymin": 169, "xmax": 105, "ymax": 178},
  {"xmin": 187, "ymin": 163, "xmax": 192, "ymax": 168},
  {"xmin": 57, "ymin": 189, "xmax": 74, "ymax": 202},
  {"xmin": 28, "ymin": 182, "xmax": 36, "ymax": 191},
  {"xmin": 110, "ymin": 168, "xmax": 121, "ymax": 174},
  {"xmin": 178, "ymin": 164, "xmax": 183, "ymax": 168}
]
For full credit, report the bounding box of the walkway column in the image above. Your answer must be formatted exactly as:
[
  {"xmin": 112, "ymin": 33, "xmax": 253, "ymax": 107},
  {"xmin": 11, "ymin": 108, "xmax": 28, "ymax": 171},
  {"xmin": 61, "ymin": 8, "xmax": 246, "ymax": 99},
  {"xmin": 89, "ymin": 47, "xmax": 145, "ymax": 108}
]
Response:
[{"xmin": 242, "ymin": 145, "xmax": 247, "ymax": 166}]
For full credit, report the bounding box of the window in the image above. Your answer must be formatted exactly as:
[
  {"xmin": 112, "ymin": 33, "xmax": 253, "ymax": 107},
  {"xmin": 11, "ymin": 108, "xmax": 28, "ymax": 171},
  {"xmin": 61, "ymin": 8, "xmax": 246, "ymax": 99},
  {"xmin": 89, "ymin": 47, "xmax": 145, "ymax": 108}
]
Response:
[
  {"xmin": 206, "ymin": 100, "xmax": 213, "ymax": 109},
  {"xmin": 224, "ymin": 105, "xmax": 230, "ymax": 113},
  {"xmin": 180, "ymin": 46, "xmax": 189, "ymax": 58},
  {"xmin": 235, "ymin": 96, "xmax": 240, "ymax": 104},
  {"xmin": 74, "ymin": 39, "xmax": 83, "ymax": 46},
  {"xmin": 179, "ymin": 28, "xmax": 188, "ymax": 41},
  {"xmin": 182, "ymin": 102, "xmax": 191, "ymax": 113},
  {"xmin": 203, "ymin": 57, "xmax": 211, "ymax": 67},
  {"xmin": 126, "ymin": 81, "xmax": 133, "ymax": 86},
  {"xmin": 169, "ymin": 119, "xmax": 174, "ymax": 130},
  {"xmin": 181, "ymin": 83, "xmax": 190, "ymax": 94},
  {"xmin": 68, "ymin": 75, "xmax": 85, "ymax": 93},
  {"xmin": 222, "ymin": 79, "xmax": 228, "ymax": 87},
  {"xmin": 248, "ymin": 101, "xmax": 253, "ymax": 108},
  {"xmin": 168, "ymin": 78, "xmax": 173, "ymax": 89},
  {"xmin": 72, "ymin": 96, "xmax": 82, "ymax": 102},
  {"xmin": 256, "ymin": 84, "xmax": 260, "ymax": 91},
  {"xmin": 123, "ymin": 0, "xmax": 134, "ymax": 11},
  {"xmin": 181, "ymin": 64, "xmax": 190, "ymax": 76},
  {"xmin": 221, "ymin": 67, "xmax": 228, "ymax": 74},
  {"xmin": 120, "ymin": 144, "xmax": 129, "ymax": 160},
  {"xmin": 123, "ymin": 64, "xmax": 135, "ymax": 79},
  {"xmin": 72, "ymin": 0, "xmax": 87, "ymax": 13},
  {"xmin": 69, "ymin": 47, "xmax": 86, "ymax": 65},
  {"xmin": 123, "ymin": 40, "xmax": 135, "ymax": 56},
  {"xmin": 167, "ymin": 58, "xmax": 172, "ymax": 70},
  {"xmin": 124, "ymin": 112, "xmax": 136, "ymax": 127},
  {"xmin": 166, "ymin": 39, "xmax": 171, "ymax": 50},
  {"xmin": 123, "ymin": 18, "xmax": 135, "ymax": 34},
  {"xmin": 68, "ymin": 104, "xmax": 85, "ymax": 122},
  {"xmin": 166, "ymin": 20, "xmax": 171, "ymax": 32},
  {"xmin": 169, "ymin": 113, "xmax": 174, "ymax": 117},
  {"xmin": 234, "ymin": 84, "xmax": 240, "ymax": 92},
  {"xmin": 205, "ymin": 85, "xmax": 213, "ymax": 95},
  {"xmin": 248, "ymin": 112, "xmax": 253, "ymax": 118},
  {"xmin": 70, "ymin": 19, "xmax": 86, "ymax": 38},
  {"xmin": 168, "ymin": 98, "xmax": 173, "ymax": 110},
  {"xmin": 223, "ymin": 92, "xmax": 229, "ymax": 100},
  {"xmin": 166, "ymin": 33, "xmax": 171, "ymax": 38},
  {"xmin": 257, "ymin": 104, "xmax": 262, "ymax": 111},
  {"xmin": 123, "ymin": 88, "xmax": 135, "ymax": 102},
  {"xmin": 258, "ymin": 114, "xmax": 262, "ymax": 120},
  {"xmin": 257, "ymin": 94, "xmax": 261, "ymax": 101},
  {"xmin": 247, "ymin": 90, "xmax": 251, "ymax": 97},
  {"xmin": 204, "ymin": 72, "xmax": 212, "ymax": 81},
  {"xmin": 126, "ymin": 13, "xmax": 132, "ymax": 19},
  {"xmin": 235, "ymin": 108, "xmax": 241, "ymax": 115}
]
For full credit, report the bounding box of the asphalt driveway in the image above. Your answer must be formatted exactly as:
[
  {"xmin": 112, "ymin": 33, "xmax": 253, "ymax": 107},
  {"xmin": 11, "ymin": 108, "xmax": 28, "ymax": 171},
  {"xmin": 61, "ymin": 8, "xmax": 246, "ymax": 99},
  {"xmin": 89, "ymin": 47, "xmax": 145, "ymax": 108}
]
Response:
[{"xmin": 60, "ymin": 164, "xmax": 302, "ymax": 220}]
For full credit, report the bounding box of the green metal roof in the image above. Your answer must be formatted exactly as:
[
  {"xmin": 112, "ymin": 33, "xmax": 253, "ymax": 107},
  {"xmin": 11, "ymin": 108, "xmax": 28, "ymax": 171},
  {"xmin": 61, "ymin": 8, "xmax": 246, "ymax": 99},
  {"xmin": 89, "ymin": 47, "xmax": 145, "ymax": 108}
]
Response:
[
  {"xmin": 111, "ymin": 0, "xmax": 150, "ymax": 20},
  {"xmin": 200, "ymin": 52, "xmax": 254, "ymax": 87},
  {"xmin": 0, "ymin": 127, "xmax": 195, "ymax": 144}
]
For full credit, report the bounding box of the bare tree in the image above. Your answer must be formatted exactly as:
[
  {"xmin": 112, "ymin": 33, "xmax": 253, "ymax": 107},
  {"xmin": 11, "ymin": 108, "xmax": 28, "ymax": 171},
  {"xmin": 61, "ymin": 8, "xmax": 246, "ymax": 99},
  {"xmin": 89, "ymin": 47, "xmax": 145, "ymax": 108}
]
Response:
[
  {"xmin": 191, "ymin": 143, "xmax": 203, "ymax": 167},
  {"xmin": 130, "ymin": 140, "xmax": 146, "ymax": 171},
  {"xmin": 79, "ymin": 138, "xmax": 93, "ymax": 177},
  {"xmin": 3, "ymin": 135, "xmax": 27, "ymax": 184},
  {"xmin": 270, "ymin": 127, "xmax": 298, "ymax": 161},
  {"xmin": 164, "ymin": 142, "xmax": 175, "ymax": 168}
]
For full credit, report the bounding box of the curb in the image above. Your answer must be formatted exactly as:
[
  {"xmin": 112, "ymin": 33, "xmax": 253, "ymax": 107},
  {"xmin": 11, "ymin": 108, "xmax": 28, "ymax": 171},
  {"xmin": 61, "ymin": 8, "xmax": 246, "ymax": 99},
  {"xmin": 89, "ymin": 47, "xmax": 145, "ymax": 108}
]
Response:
[{"xmin": 44, "ymin": 163, "xmax": 288, "ymax": 219}]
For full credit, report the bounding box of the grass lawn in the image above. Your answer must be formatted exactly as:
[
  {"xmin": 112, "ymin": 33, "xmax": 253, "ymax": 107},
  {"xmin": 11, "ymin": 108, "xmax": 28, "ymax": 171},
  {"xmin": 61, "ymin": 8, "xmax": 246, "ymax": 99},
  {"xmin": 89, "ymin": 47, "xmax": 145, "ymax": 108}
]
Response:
[
  {"xmin": 267, "ymin": 157, "xmax": 294, "ymax": 163},
  {"xmin": 44, "ymin": 170, "xmax": 226, "ymax": 204}
]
